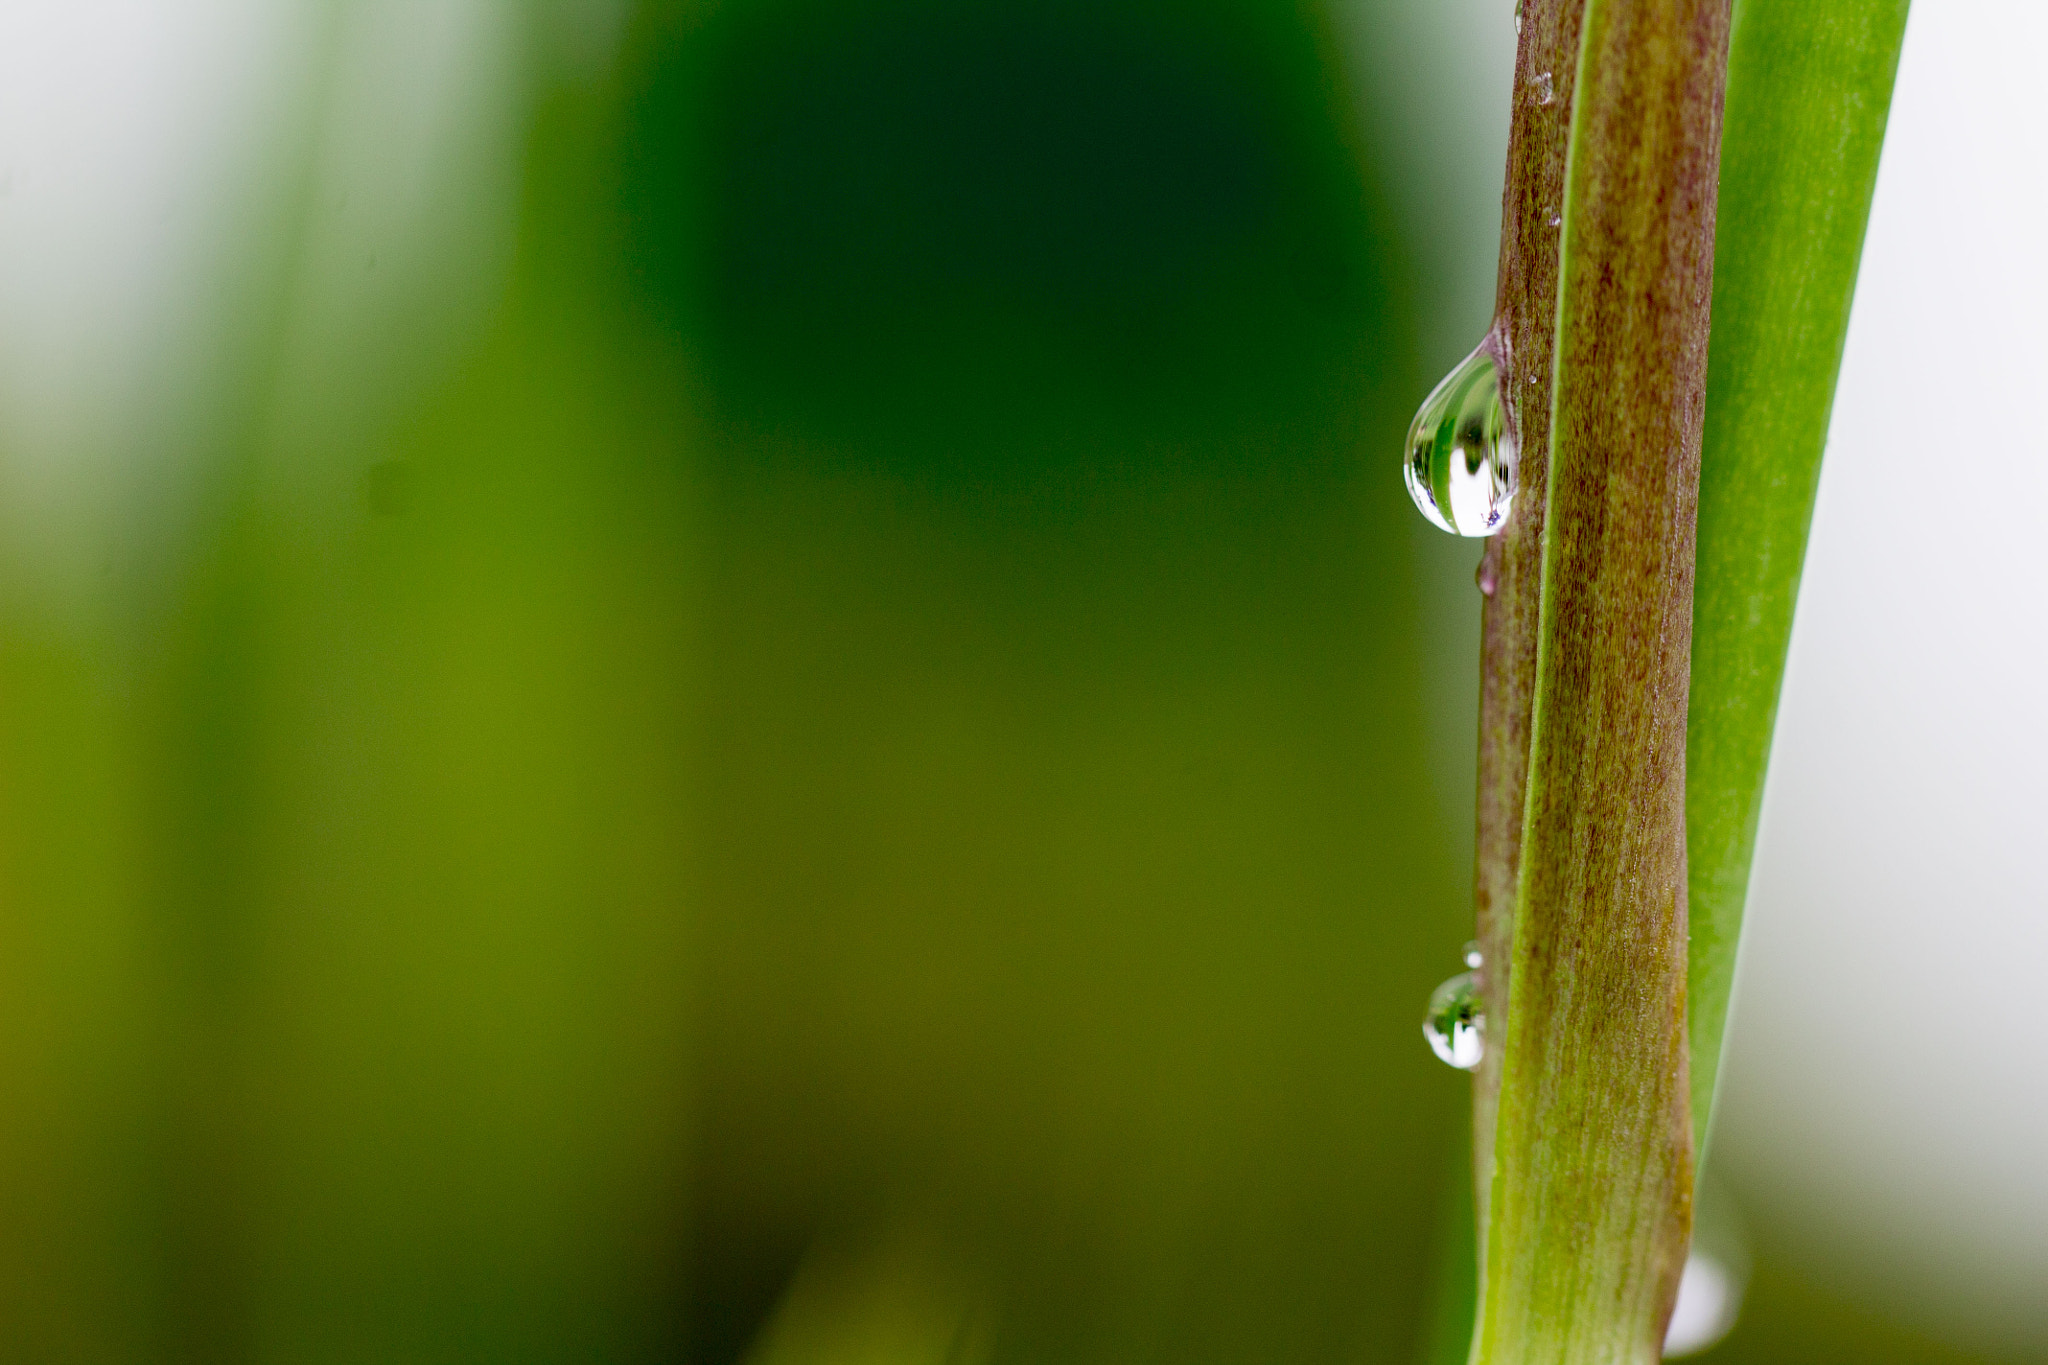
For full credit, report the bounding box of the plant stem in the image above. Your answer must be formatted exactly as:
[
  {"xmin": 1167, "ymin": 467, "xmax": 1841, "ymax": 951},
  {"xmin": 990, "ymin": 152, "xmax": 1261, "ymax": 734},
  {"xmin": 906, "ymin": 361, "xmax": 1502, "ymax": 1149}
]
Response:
[
  {"xmin": 1469, "ymin": 0, "xmax": 1732, "ymax": 1360},
  {"xmin": 1469, "ymin": 0, "xmax": 1585, "ymax": 1259}
]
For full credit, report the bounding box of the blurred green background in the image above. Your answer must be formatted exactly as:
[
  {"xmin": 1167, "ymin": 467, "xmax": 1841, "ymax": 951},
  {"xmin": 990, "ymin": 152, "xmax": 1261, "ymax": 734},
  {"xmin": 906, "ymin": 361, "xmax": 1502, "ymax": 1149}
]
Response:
[{"xmin": 0, "ymin": 2, "xmax": 2031, "ymax": 1362}]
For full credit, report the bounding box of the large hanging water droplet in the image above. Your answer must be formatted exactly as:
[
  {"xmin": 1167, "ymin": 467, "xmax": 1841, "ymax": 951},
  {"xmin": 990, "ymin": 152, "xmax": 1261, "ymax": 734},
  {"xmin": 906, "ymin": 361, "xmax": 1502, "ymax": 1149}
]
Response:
[
  {"xmin": 1423, "ymin": 971, "xmax": 1485, "ymax": 1070},
  {"xmin": 1403, "ymin": 345, "xmax": 1517, "ymax": 537}
]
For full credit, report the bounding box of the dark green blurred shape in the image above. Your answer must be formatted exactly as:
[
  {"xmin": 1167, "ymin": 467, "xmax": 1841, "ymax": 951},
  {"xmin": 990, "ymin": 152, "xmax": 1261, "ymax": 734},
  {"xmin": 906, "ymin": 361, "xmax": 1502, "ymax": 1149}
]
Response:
[{"xmin": 652, "ymin": 1, "xmax": 1471, "ymax": 1361}]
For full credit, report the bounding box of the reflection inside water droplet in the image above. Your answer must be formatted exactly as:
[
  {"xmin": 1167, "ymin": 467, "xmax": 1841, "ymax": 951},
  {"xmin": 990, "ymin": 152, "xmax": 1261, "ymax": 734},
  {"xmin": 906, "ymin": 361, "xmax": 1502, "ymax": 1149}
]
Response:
[
  {"xmin": 1424, "ymin": 971, "xmax": 1485, "ymax": 1070},
  {"xmin": 1403, "ymin": 344, "xmax": 1517, "ymax": 537}
]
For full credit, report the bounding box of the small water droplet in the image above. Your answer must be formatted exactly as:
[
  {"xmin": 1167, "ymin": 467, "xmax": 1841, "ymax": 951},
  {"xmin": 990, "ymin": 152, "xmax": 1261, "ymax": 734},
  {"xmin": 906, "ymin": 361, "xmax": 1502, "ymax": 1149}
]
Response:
[
  {"xmin": 1424, "ymin": 971, "xmax": 1485, "ymax": 1070},
  {"xmin": 1546, "ymin": 206, "xmax": 1562, "ymax": 228},
  {"xmin": 1513, "ymin": 0, "xmax": 1523, "ymax": 35},
  {"xmin": 1462, "ymin": 940, "xmax": 1484, "ymax": 969},
  {"xmin": 1531, "ymin": 71, "xmax": 1554, "ymax": 104},
  {"xmin": 1476, "ymin": 559, "xmax": 1497, "ymax": 596},
  {"xmin": 1403, "ymin": 345, "xmax": 1517, "ymax": 537},
  {"xmin": 1664, "ymin": 1251, "xmax": 1745, "ymax": 1356}
]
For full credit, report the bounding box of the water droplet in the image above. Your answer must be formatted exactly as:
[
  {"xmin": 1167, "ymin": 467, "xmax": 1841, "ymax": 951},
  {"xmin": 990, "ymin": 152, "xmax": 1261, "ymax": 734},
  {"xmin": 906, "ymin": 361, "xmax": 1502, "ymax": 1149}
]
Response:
[
  {"xmin": 1403, "ymin": 345, "xmax": 1518, "ymax": 537},
  {"xmin": 1546, "ymin": 206, "xmax": 1562, "ymax": 228},
  {"xmin": 1669, "ymin": 1177, "xmax": 1752, "ymax": 1357},
  {"xmin": 1513, "ymin": 0, "xmax": 1523, "ymax": 35},
  {"xmin": 1531, "ymin": 71, "xmax": 1554, "ymax": 104},
  {"xmin": 1424, "ymin": 971, "xmax": 1485, "ymax": 1070},
  {"xmin": 1664, "ymin": 1251, "xmax": 1744, "ymax": 1356},
  {"xmin": 1462, "ymin": 940, "xmax": 1484, "ymax": 970},
  {"xmin": 1476, "ymin": 558, "xmax": 1497, "ymax": 597}
]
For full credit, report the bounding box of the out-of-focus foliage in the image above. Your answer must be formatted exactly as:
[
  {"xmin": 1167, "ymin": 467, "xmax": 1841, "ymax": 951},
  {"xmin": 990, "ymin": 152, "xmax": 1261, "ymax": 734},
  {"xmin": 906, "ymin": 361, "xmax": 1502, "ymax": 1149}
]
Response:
[
  {"xmin": 2, "ymin": 10, "xmax": 699, "ymax": 1356},
  {"xmin": 1, "ymin": 1, "xmax": 1471, "ymax": 1360},
  {"xmin": 666, "ymin": 2, "xmax": 1465, "ymax": 1359},
  {"xmin": 0, "ymin": 3, "xmax": 2027, "ymax": 1364}
]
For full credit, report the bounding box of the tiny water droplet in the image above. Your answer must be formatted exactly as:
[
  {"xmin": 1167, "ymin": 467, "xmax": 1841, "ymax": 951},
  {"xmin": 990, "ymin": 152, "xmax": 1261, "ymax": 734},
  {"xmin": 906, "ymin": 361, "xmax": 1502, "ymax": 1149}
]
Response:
[
  {"xmin": 1403, "ymin": 345, "xmax": 1517, "ymax": 537},
  {"xmin": 1546, "ymin": 206, "xmax": 1562, "ymax": 228},
  {"xmin": 1424, "ymin": 971, "xmax": 1485, "ymax": 1070},
  {"xmin": 1476, "ymin": 558, "xmax": 1497, "ymax": 596},
  {"xmin": 1462, "ymin": 940, "xmax": 1484, "ymax": 970},
  {"xmin": 1531, "ymin": 71, "xmax": 1554, "ymax": 104},
  {"xmin": 1513, "ymin": 0, "xmax": 1523, "ymax": 35}
]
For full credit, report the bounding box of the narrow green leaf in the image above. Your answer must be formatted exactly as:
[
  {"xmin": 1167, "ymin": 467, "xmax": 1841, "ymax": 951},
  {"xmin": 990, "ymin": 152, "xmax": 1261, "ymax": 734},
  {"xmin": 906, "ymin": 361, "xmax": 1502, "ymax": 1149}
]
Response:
[{"xmin": 1686, "ymin": 0, "xmax": 1910, "ymax": 1160}]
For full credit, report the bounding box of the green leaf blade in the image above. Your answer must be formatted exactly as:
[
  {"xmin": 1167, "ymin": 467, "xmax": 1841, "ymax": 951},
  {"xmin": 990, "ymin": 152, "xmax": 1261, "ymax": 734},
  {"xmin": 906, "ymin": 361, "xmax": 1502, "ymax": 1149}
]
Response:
[{"xmin": 1687, "ymin": 0, "xmax": 1910, "ymax": 1161}]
